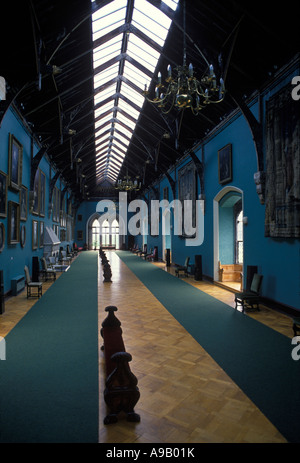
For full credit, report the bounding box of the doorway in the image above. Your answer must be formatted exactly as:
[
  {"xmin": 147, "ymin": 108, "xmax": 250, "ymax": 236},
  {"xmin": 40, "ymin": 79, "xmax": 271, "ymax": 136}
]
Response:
[
  {"xmin": 213, "ymin": 187, "xmax": 244, "ymax": 289},
  {"xmin": 162, "ymin": 208, "xmax": 172, "ymax": 263}
]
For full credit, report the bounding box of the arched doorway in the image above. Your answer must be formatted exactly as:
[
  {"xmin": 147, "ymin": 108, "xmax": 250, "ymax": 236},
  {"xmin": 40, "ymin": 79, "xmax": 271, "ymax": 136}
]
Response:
[
  {"xmin": 162, "ymin": 208, "xmax": 172, "ymax": 263},
  {"xmin": 213, "ymin": 187, "xmax": 244, "ymax": 287}
]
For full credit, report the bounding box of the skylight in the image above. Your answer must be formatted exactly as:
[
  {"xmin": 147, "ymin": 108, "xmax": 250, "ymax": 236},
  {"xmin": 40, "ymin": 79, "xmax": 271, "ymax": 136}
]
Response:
[{"xmin": 91, "ymin": 0, "xmax": 179, "ymax": 185}]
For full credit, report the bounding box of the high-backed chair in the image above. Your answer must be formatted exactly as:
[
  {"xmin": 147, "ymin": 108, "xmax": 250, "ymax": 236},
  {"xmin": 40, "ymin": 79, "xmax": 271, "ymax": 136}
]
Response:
[
  {"xmin": 24, "ymin": 265, "xmax": 43, "ymax": 299},
  {"xmin": 40, "ymin": 257, "xmax": 56, "ymax": 281},
  {"xmin": 61, "ymin": 250, "xmax": 72, "ymax": 264},
  {"xmin": 234, "ymin": 273, "xmax": 263, "ymax": 313},
  {"xmin": 138, "ymin": 244, "xmax": 147, "ymax": 258},
  {"xmin": 146, "ymin": 247, "xmax": 157, "ymax": 261},
  {"xmin": 175, "ymin": 257, "xmax": 190, "ymax": 278}
]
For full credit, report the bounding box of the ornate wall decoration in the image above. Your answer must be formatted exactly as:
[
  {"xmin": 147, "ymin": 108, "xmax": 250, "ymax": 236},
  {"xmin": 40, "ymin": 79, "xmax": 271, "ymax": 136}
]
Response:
[{"xmin": 265, "ymin": 84, "xmax": 300, "ymax": 238}]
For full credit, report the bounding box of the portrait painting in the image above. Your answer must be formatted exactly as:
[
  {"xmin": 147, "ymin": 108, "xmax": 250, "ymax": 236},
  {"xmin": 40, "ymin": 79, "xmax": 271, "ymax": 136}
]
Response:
[
  {"xmin": 20, "ymin": 185, "xmax": 28, "ymax": 221},
  {"xmin": 8, "ymin": 134, "xmax": 23, "ymax": 191},
  {"xmin": 0, "ymin": 222, "xmax": 5, "ymax": 252},
  {"xmin": 32, "ymin": 220, "xmax": 38, "ymax": 250},
  {"xmin": 218, "ymin": 144, "xmax": 232, "ymax": 184},
  {"xmin": 0, "ymin": 171, "xmax": 7, "ymax": 218},
  {"xmin": 20, "ymin": 224, "xmax": 26, "ymax": 248},
  {"xmin": 32, "ymin": 169, "xmax": 40, "ymax": 215},
  {"xmin": 39, "ymin": 221, "xmax": 44, "ymax": 248},
  {"xmin": 39, "ymin": 171, "xmax": 45, "ymax": 217},
  {"xmin": 8, "ymin": 201, "xmax": 20, "ymax": 244}
]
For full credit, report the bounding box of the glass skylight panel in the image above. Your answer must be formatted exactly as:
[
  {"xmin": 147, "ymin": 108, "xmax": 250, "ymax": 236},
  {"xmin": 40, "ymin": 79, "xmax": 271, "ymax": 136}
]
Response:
[
  {"xmin": 120, "ymin": 82, "xmax": 144, "ymax": 107},
  {"xmin": 92, "ymin": 0, "xmax": 127, "ymax": 41},
  {"xmin": 132, "ymin": 0, "xmax": 171, "ymax": 47},
  {"xmin": 95, "ymin": 135, "xmax": 109, "ymax": 146},
  {"xmin": 116, "ymin": 112, "xmax": 136, "ymax": 130},
  {"xmin": 95, "ymin": 113, "xmax": 113, "ymax": 127},
  {"xmin": 94, "ymin": 63, "xmax": 119, "ymax": 87},
  {"xmin": 118, "ymin": 99, "xmax": 140, "ymax": 119},
  {"xmin": 112, "ymin": 130, "xmax": 131, "ymax": 145},
  {"xmin": 95, "ymin": 127, "xmax": 111, "ymax": 141},
  {"xmin": 94, "ymin": 80, "xmax": 117, "ymax": 98},
  {"xmin": 123, "ymin": 61, "xmax": 151, "ymax": 92},
  {"xmin": 114, "ymin": 122, "xmax": 133, "ymax": 140},
  {"xmin": 111, "ymin": 151, "xmax": 126, "ymax": 163},
  {"xmin": 127, "ymin": 35, "xmax": 159, "ymax": 72},
  {"xmin": 94, "ymin": 101, "xmax": 114, "ymax": 116},
  {"xmin": 96, "ymin": 153, "xmax": 107, "ymax": 161},
  {"xmin": 110, "ymin": 157, "xmax": 123, "ymax": 167},
  {"xmin": 93, "ymin": 36, "xmax": 122, "ymax": 68}
]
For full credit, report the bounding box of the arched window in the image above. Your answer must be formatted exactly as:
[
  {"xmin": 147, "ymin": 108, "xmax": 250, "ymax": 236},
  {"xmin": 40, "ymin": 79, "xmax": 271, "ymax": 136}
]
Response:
[
  {"xmin": 111, "ymin": 219, "xmax": 119, "ymax": 249},
  {"xmin": 97, "ymin": 217, "xmax": 120, "ymax": 249},
  {"xmin": 101, "ymin": 219, "xmax": 110, "ymax": 247},
  {"xmin": 92, "ymin": 219, "xmax": 100, "ymax": 249}
]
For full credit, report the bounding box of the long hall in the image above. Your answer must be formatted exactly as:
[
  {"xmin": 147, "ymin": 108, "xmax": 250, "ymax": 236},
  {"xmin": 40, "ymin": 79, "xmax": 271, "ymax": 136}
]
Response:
[{"xmin": 0, "ymin": 0, "xmax": 299, "ymax": 446}]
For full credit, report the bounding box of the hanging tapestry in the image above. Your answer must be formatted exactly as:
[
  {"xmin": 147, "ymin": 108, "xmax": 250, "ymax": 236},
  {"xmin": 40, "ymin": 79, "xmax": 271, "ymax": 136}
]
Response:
[
  {"xmin": 265, "ymin": 83, "xmax": 300, "ymax": 238},
  {"xmin": 178, "ymin": 162, "xmax": 196, "ymax": 237}
]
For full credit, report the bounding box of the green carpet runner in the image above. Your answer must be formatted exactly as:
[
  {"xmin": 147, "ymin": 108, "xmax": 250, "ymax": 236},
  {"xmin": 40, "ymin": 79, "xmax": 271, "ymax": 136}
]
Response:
[{"xmin": 0, "ymin": 251, "xmax": 99, "ymax": 443}]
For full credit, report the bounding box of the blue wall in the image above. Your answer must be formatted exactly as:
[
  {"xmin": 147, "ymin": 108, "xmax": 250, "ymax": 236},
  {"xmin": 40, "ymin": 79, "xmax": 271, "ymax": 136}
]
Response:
[{"xmin": 0, "ymin": 107, "xmax": 74, "ymax": 294}]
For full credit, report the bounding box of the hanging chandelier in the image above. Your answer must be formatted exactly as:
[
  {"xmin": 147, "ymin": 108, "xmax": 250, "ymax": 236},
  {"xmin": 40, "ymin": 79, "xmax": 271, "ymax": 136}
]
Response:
[
  {"xmin": 115, "ymin": 170, "xmax": 141, "ymax": 192},
  {"xmin": 142, "ymin": 0, "xmax": 225, "ymax": 115}
]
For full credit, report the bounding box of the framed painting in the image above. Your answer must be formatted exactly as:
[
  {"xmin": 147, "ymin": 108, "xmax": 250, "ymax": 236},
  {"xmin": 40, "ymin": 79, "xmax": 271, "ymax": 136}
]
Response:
[
  {"xmin": 20, "ymin": 185, "xmax": 28, "ymax": 221},
  {"xmin": 32, "ymin": 220, "xmax": 38, "ymax": 250},
  {"xmin": 8, "ymin": 134, "xmax": 23, "ymax": 191},
  {"xmin": 0, "ymin": 170, "xmax": 8, "ymax": 218},
  {"xmin": 39, "ymin": 221, "xmax": 44, "ymax": 248},
  {"xmin": 8, "ymin": 201, "xmax": 20, "ymax": 244},
  {"xmin": 32, "ymin": 169, "xmax": 39, "ymax": 215},
  {"xmin": 0, "ymin": 222, "xmax": 5, "ymax": 252},
  {"xmin": 39, "ymin": 170, "xmax": 45, "ymax": 217},
  {"xmin": 20, "ymin": 224, "xmax": 26, "ymax": 248},
  {"xmin": 218, "ymin": 144, "xmax": 232, "ymax": 184}
]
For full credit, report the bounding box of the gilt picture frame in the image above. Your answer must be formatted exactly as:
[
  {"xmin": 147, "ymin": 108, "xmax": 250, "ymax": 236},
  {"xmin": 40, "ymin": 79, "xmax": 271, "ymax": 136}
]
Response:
[
  {"xmin": 218, "ymin": 143, "xmax": 232, "ymax": 185},
  {"xmin": 0, "ymin": 222, "xmax": 5, "ymax": 253},
  {"xmin": 8, "ymin": 201, "xmax": 20, "ymax": 244},
  {"xmin": 20, "ymin": 185, "xmax": 28, "ymax": 221},
  {"xmin": 0, "ymin": 170, "xmax": 8, "ymax": 218},
  {"xmin": 8, "ymin": 134, "xmax": 23, "ymax": 191},
  {"xmin": 32, "ymin": 220, "xmax": 38, "ymax": 250}
]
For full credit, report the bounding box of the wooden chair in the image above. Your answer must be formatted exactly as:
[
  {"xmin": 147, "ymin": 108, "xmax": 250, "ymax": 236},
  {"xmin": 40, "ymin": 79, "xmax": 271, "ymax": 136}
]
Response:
[
  {"xmin": 138, "ymin": 244, "xmax": 147, "ymax": 258},
  {"xmin": 146, "ymin": 247, "xmax": 157, "ymax": 261},
  {"xmin": 24, "ymin": 265, "xmax": 43, "ymax": 299},
  {"xmin": 234, "ymin": 273, "xmax": 263, "ymax": 313},
  {"xmin": 175, "ymin": 257, "xmax": 190, "ymax": 278},
  {"xmin": 40, "ymin": 257, "xmax": 56, "ymax": 281}
]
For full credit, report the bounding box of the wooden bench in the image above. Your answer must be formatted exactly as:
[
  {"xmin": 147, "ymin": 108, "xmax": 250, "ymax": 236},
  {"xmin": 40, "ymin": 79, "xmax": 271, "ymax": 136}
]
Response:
[{"xmin": 100, "ymin": 306, "xmax": 140, "ymax": 424}]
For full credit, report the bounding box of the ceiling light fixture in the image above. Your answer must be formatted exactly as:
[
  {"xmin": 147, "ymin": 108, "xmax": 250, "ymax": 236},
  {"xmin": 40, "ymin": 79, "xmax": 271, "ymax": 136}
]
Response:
[
  {"xmin": 115, "ymin": 169, "xmax": 141, "ymax": 192},
  {"xmin": 143, "ymin": 0, "xmax": 225, "ymax": 115}
]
